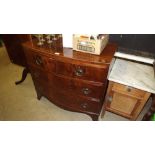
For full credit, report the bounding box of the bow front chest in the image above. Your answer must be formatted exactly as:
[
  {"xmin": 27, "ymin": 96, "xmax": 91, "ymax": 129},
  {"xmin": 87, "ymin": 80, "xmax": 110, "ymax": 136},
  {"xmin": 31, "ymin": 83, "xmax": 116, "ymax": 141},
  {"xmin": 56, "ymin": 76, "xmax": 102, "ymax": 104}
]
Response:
[{"xmin": 23, "ymin": 42, "xmax": 117, "ymax": 120}]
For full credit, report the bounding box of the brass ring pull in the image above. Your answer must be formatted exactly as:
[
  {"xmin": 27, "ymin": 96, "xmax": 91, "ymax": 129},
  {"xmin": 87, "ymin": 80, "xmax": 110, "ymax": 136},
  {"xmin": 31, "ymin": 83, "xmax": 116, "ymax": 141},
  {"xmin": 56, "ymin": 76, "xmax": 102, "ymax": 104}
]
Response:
[
  {"xmin": 75, "ymin": 67, "xmax": 84, "ymax": 76},
  {"xmin": 82, "ymin": 88, "xmax": 91, "ymax": 95}
]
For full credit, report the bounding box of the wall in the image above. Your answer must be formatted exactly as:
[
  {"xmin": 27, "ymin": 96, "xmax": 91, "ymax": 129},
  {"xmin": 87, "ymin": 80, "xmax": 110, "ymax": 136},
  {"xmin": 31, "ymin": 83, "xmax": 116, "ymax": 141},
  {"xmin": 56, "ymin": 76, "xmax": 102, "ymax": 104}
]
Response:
[{"xmin": 109, "ymin": 34, "xmax": 155, "ymax": 55}]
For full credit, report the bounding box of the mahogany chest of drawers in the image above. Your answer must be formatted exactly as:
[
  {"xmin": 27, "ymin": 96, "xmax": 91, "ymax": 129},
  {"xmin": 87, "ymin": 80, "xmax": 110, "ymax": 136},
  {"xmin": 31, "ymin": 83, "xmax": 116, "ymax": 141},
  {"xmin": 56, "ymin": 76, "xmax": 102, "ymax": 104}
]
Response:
[{"xmin": 23, "ymin": 42, "xmax": 117, "ymax": 120}]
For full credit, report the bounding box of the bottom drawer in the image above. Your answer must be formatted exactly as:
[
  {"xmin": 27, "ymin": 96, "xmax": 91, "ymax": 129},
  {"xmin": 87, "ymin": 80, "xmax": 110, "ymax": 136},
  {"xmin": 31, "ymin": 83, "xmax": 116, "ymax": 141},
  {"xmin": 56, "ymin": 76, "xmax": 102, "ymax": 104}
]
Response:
[{"xmin": 49, "ymin": 88, "xmax": 102, "ymax": 114}]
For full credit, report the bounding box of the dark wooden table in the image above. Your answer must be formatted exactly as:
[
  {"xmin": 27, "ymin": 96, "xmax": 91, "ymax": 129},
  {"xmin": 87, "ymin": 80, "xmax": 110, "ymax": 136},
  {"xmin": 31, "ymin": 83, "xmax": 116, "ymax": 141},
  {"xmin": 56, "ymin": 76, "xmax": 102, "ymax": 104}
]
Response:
[{"xmin": 1, "ymin": 34, "xmax": 30, "ymax": 85}]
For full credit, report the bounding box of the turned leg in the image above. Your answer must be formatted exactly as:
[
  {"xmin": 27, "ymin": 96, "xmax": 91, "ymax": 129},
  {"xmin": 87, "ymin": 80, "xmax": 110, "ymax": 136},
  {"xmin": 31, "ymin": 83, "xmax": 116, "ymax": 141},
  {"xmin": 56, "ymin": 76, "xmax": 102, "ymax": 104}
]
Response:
[
  {"xmin": 88, "ymin": 114, "xmax": 99, "ymax": 121},
  {"xmin": 142, "ymin": 94, "xmax": 155, "ymax": 121},
  {"xmin": 15, "ymin": 67, "xmax": 29, "ymax": 85},
  {"xmin": 100, "ymin": 103, "xmax": 106, "ymax": 119},
  {"xmin": 37, "ymin": 93, "xmax": 42, "ymax": 100}
]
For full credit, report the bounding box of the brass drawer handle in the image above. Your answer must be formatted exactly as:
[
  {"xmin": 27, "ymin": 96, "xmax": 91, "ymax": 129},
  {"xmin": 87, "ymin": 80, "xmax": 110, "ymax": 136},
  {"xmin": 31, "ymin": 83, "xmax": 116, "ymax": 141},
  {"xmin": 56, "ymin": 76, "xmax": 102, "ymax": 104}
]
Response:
[
  {"xmin": 75, "ymin": 67, "xmax": 84, "ymax": 76},
  {"xmin": 81, "ymin": 103, "xmax": 88, "ymax": 109},
  {"xmin": 82, "ymin": 88, "xmax": 91, "ymax": 95}
]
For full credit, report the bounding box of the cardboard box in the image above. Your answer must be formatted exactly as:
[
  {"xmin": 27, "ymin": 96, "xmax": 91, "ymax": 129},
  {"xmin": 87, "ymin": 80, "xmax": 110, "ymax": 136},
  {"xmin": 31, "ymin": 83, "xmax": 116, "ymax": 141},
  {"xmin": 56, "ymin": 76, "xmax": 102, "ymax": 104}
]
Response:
[{"xmin": 73, "ymin": 34, "xmax": 109, "ymax": 55}]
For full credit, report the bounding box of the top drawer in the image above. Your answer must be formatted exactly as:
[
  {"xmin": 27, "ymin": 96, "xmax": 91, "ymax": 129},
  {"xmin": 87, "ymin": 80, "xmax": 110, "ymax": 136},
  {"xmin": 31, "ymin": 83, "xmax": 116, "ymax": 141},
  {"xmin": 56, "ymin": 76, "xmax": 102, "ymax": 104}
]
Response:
[
  {"xmin": 112, "ymin": 82, "xmax": 146, "ymax": 99},
  {"xmin": 24, "ymin": 49, "xmax": 55, "ymax": 72},
  {"xmin": 55, "ymin": 61, "xmax": 109, "ymax": 82}
]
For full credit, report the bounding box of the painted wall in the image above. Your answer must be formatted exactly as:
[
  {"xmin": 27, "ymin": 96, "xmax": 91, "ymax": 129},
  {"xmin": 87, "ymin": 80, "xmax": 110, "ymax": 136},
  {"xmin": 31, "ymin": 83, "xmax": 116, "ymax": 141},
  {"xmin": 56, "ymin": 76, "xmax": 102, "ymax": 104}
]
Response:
[{"xmin": 109, "ymin": 34, "xmax": 155, "ymax": 55}]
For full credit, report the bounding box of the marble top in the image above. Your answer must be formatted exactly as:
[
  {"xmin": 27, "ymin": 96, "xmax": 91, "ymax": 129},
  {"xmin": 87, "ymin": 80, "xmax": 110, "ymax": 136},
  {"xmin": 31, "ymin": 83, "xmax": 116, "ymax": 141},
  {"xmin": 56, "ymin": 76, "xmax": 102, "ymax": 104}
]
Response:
[{"xmin": 108, "ymin": 58, "xmax": 155, "ymax": 94}]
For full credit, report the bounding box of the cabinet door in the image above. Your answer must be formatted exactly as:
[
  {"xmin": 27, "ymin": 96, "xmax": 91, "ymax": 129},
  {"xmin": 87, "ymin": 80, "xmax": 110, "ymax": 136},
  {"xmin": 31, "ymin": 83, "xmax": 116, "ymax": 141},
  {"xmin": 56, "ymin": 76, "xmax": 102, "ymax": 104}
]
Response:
[
  {"xmin": 106, "ymin": 92, "xmax": 139, "ymax": 119},
  {"xmin": 105, "ymin": 82, "xmax": 151, "ymax": 120}
]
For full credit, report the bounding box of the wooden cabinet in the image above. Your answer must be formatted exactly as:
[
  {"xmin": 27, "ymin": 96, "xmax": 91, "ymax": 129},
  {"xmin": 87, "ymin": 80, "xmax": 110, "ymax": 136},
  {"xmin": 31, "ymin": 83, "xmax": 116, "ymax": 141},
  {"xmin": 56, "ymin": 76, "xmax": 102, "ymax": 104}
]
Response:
[
  {"xmin": 23, "ymin": 41, "xmax": 117, "ymax": 120},
  {"xmin": 102, "ymin": 81, "xmax": 151, "ymax": 120}
]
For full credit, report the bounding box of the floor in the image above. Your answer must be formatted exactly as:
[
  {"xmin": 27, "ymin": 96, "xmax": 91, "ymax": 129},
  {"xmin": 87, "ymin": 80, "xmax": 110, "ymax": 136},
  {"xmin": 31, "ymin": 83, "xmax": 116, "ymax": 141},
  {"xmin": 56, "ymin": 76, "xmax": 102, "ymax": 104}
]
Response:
[{"xmin": 0, "ymin": 45, "xmax": 151, "ymax": 121}]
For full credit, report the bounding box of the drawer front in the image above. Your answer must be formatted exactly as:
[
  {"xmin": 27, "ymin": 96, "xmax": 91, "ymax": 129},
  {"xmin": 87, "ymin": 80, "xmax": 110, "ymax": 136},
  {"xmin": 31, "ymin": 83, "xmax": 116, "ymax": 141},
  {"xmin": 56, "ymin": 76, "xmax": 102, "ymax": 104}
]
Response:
[
  {"xmin": 30, "ymin": 67, "xmax": 48, "ymax": 82},
  {"xmin": 48, "ymin": 74, "xmax": 105, "ymax": 99},
  {"xmin": 55, "ymin": 61, "xmax": 108, "ymax": 82},
  {"xmin": 24, "ymin": 49, "xmax": 49, "ymax": 70},
  {"xmin": 75, "ymin": 97, "xmax": 102, "ymax": 114},
  {"xmin": 112, "ymin": 83, "xmax": 146, "ymax": 99},
  {"xmin": 55, "ymin": 61, "xmax": 73, "ymax": 76},
  {"xmin": 73, "ymin": 64, "xmax": 108, "ymax": 82},
  {"xmin": 49, "ymin": 88, "xmax": 102, "ymax": 114}
]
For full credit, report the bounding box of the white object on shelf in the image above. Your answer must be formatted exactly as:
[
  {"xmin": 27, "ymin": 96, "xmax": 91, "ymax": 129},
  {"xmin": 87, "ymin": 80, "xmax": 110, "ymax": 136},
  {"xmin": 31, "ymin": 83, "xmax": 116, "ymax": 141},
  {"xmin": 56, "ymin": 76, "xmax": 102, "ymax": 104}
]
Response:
[
  {"xmin": 62, "ymin": 34, "xmax": 73, "ymax": 48},
  {"xmin": 73, "ymin": 34, "xmax": 109, "ymax": 55}
]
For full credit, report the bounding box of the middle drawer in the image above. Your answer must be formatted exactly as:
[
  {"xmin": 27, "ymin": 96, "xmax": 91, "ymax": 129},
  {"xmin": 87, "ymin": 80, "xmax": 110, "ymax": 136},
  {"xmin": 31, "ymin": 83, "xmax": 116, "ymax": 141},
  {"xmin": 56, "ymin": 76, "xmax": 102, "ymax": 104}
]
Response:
[{"xmin": 48, "ymin": 73, "xmax": 105, "ymax": 99}]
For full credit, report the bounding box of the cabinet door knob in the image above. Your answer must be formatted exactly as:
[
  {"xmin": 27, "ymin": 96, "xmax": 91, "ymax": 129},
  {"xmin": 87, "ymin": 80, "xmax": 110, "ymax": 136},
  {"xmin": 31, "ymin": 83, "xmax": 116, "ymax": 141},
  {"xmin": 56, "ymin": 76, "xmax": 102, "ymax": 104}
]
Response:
[
  {"xmin": 75, "ymin": 67, "xmax": 84, "ymax": 76},
  {"xmin": 107, "ymin": 96, "xmax": 113, "ymax": 102},
  {"xmin": 82, "ymin": 88, "xmax": 91, "ymax": 95}
]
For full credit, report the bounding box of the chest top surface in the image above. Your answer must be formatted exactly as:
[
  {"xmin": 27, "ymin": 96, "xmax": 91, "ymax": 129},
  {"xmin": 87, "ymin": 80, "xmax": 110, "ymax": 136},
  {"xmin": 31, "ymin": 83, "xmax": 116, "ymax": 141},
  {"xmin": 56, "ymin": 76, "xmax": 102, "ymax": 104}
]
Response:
[{"xmin": 22, "ymin": 42, "xmax": 117, "ymax": 65}]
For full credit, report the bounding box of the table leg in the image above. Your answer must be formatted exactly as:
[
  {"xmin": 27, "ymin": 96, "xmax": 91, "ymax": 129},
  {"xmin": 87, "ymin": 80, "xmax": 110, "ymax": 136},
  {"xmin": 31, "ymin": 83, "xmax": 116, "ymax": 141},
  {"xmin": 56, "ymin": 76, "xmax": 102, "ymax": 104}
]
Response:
[{"xmin": 15, "ymin": 67, "xmax": 29, "ymax": 85}]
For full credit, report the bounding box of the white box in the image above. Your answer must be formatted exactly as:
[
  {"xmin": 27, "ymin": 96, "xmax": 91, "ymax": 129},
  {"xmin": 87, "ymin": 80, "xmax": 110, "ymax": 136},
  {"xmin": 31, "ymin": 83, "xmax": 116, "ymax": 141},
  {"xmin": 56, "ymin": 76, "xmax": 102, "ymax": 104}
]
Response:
[
  {"xmin": 73, "ymin": 34, "xmax": 109, "ymax": 55},
  {"xmin": 62, "ymin": 33, "xmax": 73, "ymax": 48}
]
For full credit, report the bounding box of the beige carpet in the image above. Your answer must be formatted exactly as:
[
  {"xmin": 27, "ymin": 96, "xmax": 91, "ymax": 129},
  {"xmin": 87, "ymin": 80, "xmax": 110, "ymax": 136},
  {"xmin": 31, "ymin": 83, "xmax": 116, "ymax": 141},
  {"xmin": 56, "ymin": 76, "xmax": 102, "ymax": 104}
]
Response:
[{"xmin": 0, "ymin": 45, "xmax": 151, "ymax": 121}]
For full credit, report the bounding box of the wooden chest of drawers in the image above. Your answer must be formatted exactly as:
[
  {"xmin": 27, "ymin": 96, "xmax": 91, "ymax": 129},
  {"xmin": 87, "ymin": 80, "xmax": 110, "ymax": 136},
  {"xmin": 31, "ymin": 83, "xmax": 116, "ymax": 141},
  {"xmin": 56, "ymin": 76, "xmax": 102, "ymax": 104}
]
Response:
[{"xmin": 23, "ymin": 42, "xmax": 117, "ymax": 120}]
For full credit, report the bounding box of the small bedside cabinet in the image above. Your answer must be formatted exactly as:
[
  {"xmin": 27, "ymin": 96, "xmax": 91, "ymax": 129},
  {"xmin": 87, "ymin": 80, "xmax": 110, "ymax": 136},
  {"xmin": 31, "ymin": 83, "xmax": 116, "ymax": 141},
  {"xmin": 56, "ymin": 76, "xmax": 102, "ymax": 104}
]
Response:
[{"xmin": 101, "ymin": 81, "xmax": 151, "ymax": 120}]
